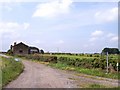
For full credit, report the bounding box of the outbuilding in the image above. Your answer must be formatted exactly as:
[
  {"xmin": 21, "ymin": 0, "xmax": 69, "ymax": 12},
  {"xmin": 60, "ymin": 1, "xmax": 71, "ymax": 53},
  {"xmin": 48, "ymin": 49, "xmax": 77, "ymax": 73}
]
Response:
[{"xmin": 10, "ymin": 42, "xmax": 40, "ymax": 55}]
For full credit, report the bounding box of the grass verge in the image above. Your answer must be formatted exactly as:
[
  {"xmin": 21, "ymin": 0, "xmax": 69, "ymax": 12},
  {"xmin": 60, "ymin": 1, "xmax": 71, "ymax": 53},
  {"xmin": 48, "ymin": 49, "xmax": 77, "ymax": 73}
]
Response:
[
  {"xmin": 48, "ymin": 62, "xmax": 119, "ymax": 79},
  {"xmin": 88, "ymin": 84, "xmax": 106, "ymax": 88},
  {"xmin": 0, "ymin": 56, "xmax": 24, "ymax": 87}
]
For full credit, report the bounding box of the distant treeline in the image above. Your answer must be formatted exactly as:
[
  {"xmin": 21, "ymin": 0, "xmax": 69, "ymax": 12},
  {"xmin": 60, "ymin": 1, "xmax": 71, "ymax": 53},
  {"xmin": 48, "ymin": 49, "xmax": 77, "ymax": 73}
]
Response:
[
  {"xmin": 45, "ymin": 52, "xmax": 79, "ymax": 55},
  {"xmin": 5, "ymin": 47, "xmax": 120, "ymax": 55},
  {"xmin": 44, "ymin": 48, "xmax": 119, "ymax": 55},
  {"xmin": 44, "ymin": 53, "xmax": 100, "ymax": 56},
  {"xmin": 0, "ymin": 52, "xmax": 7, "ymax": 54}
]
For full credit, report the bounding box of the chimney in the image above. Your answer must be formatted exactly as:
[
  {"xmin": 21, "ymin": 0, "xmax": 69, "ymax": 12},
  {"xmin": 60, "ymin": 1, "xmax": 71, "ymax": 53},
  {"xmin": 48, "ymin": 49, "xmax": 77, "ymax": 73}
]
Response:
[
  {"xmin": 14, "ymin": 42, "xmax": 17, "ymax": 46},
  {"xmin": 10, "ymin": 45, "xmax": 12, "ymax": 50}
]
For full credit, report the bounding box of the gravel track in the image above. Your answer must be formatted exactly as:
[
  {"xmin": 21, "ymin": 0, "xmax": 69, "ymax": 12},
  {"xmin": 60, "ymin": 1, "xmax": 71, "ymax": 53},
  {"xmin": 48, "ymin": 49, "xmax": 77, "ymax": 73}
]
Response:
[{"xmin": 4, "ymin": 59, "xmax": 118, "ymax": 88}]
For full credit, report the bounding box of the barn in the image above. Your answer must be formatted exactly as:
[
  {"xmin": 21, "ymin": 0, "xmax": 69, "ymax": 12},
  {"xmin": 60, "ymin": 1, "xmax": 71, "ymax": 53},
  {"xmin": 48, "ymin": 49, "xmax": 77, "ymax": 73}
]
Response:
[{"xmin": 10, "ymin": 42, "xmax": 40, "ymax": 55}]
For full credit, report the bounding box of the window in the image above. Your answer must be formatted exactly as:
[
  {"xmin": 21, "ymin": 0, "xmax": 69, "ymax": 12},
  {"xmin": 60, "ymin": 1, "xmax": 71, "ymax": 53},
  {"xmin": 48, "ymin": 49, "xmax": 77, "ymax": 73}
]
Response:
[{"xmin": 19, "ymin": 49, "xmax": 23, "ymax": 53}]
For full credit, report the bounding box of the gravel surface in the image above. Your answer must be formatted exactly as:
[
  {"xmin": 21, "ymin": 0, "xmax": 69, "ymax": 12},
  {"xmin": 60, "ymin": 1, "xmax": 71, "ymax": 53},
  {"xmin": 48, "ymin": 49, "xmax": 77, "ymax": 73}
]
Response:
[{"xmin": 4, "ymin": 60, "xmax": 118, "ymax": 88}]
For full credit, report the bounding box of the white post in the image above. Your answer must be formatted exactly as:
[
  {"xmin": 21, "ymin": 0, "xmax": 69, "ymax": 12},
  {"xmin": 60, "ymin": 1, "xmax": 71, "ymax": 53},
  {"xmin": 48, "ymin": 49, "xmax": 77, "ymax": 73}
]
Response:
[
  {"xmin": 117, "ymin": 62, "xmax": 119, "ymax": 72},
  {"xmin": 106, "ymin": 52, "xmax": 109, "ymax": 73}
]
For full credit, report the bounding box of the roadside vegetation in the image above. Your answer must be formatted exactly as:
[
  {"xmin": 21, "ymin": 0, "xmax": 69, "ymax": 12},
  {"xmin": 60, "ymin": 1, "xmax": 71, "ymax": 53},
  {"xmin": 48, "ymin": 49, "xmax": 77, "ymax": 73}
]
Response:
[
  {"xmin": 88, "ymin": 84, "xmax": 106, "ymax": 88},
  {"xmin": 49, "ymin": 62, "xmax": 119, "ymax": 79},
  {"xmin": 15, "ymin": 53, "xmax": 119, "ymax": 80},
  {"xmin": 0, "ymin": 56, "xmax": 24, "ymax": 87}
]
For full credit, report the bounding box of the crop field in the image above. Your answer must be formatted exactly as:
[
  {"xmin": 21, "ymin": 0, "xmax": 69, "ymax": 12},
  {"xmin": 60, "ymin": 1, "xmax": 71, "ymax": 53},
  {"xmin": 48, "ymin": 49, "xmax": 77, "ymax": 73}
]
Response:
[
  {"xmin": 0, "ymin": 56, "xmax": 24, "ymax": 87},
  {"xmin": 19, "ymin": 53, "xmax": 119, "ymax": 79},
  {"xmin": 49, "ymin": 54, "xmax": 119, "ymax": 79}
]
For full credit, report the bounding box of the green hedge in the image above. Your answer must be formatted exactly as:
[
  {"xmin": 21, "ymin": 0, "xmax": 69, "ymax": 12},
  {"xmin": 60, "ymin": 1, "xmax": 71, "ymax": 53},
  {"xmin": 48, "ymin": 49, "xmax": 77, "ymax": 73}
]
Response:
[
  {"xmin": 57, "ymin": 56, "xmax": 119, "ymax": 71},
  {"xmin": 22, "ymin": 54, "xmax": 57, "ymax": 63},
  {"xmin": 17, "ymin": 54, "xmax": 119, "ymax": 71}
]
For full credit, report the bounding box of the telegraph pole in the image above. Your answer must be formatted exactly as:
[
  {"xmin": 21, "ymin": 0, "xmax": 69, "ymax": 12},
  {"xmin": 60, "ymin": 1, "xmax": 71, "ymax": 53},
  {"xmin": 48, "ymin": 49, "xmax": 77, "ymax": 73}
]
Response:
[
  {"xmin": 57, "ymin": 47, "xmax": 59, "ymax": 53},
  {"xmin": 106, "ymin": 52, "xmax": 109, "ymax": 74}
]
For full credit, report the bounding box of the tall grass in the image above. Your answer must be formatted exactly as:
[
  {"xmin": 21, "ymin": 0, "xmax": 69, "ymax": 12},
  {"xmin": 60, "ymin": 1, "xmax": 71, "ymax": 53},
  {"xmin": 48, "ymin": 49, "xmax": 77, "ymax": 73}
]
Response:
[
  {"xmin": 88, "ymin": 84, "xmax": 106, "ymax": 88},
  {"xmin": 49, "ymin": 62, "xmax": 119, "ymax": 79},
  {"xmin": 1, "ymin": 57, "xmax": 24, "ymax": 87}
]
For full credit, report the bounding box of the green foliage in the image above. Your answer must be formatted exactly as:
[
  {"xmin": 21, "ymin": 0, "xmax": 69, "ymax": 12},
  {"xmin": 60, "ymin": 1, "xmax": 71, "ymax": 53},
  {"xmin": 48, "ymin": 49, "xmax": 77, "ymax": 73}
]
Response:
[
  {"xmin": 88, "ymin": 84, "xmax": 106, "ymax": 88},
  {"xmin": 1, "ymin": 57, "xmax": 24, "ymax": 87},
  {"xmin": 21, "ymin": 54, "xmax": 119, "ymax": 72},
  {"xmin": 40, "ymin": 49, "xmax": 44, "ymax": 54},
  {"xmin": 102, "ymin": 48, "xmax": 119, "ymax": 54},
  {"xmin": 23, "ymin": 54, "xmax": 57, "ymax": 63},
  {"xmin": 6, "ymin": 49, "xmax": 13, "ymax": 55},
  {"xmin": 55, "ymin": 55, "xmax": 119, "ymax": 72},
  {"xmin": 49, "ymin": 62, "xmax": 119, "ymax": 79}
]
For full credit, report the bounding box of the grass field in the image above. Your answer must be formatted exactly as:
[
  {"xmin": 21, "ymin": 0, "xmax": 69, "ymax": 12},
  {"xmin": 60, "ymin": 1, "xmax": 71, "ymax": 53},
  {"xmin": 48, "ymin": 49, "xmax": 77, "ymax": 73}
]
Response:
[
  {"xmin": 41, "ymin": 54, "xmax": 118, "ymax": 62},
  {"xmin": 0, "ymin": 56, "xmax": 24, "ymax": 87}
]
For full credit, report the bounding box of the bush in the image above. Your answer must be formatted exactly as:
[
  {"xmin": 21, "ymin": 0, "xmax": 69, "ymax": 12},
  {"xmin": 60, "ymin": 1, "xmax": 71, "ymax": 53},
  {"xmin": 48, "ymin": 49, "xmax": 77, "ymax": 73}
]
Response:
[
  {"xmin": 6, "ymin": 49, "xmax": 13, "ymax": 55},
  {"xmin": 23, "ymin": 54, "xmax": 57, "ymax": 63}
]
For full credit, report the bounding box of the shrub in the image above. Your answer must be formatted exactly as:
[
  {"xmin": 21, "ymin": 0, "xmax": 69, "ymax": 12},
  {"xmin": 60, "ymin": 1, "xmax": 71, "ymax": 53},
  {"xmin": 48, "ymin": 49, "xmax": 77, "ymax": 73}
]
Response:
[
  {"xmin": 6, "ymin": 49, "xmax": 13, "ymax": 55},
  {"xmin": 23, "ymin": 54, "xmax": 57, "ymax": 63}
]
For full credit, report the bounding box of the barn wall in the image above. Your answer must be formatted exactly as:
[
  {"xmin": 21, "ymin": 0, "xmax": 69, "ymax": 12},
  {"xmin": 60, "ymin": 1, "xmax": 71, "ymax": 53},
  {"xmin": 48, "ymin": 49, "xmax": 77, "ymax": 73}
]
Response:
[{"xmin": 13, "ymin": 44, "xmax": 29, "ymax": 55}]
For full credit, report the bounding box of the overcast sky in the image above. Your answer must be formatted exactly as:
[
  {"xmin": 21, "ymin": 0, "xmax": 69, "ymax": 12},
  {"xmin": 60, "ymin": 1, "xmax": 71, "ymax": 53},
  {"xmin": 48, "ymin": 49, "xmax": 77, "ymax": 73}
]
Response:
[{"xmin": 0, "ymin": 0, "xmax": 118, "ymax": 53}]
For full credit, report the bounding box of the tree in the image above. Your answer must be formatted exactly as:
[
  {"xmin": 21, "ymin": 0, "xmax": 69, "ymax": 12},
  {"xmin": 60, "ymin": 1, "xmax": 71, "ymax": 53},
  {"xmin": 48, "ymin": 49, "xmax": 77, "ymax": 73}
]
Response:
[
  {"xmin": 102, "ymin": 48, "xmax": 119, "ymax": 54},
  {"xmin": 7, "ymin": 49, "xmax": 13, "ymax": 55},
  {"xmin": 40, "ymin": 49, "xmax": 44, "ymax": 54}
]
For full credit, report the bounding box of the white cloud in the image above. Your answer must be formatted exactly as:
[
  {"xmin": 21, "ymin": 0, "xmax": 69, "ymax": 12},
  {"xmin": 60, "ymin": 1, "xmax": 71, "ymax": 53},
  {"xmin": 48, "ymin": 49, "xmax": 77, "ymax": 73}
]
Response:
[
  {"xmin": 4, "ymin": 5, "xmax": 12, "ymax": 11},
  {"xmin": 33, "ymin": 40, "xmax": 45, "ymax": 44},
  {"xmin": 34, "ymin": 40, "xmax": 40, "ymax": 44},
  {"xmin": 0, "ymin": 22, "xmax": 19, "ymax": 29},
  {"xmin": 0, "ymin": 1, "xmax": 22, "ymax": 12},
  {"xmin": 107, "ymin": 33, "xmax": 115, "ymax": 38},
  {"xmin": 110, "ymin": 36, "xmax": 118, "ymax": 42},
  {"xmin": 0, "ymin": 22, "xmax": 30, "ymax": 34},
  {"xmin": 57, "ymin": 40, "xmax": 64, "ymax": 44},
  {"xmin": 32, "ymin": 0, "xmax": 73, "ymax": 18},
  {"xmin": 23, "ymin": 23, "xmax": 30, "ymax": 30},
  {"xmin": 2, "ymin": 31, "xmax": 20, "ymax": 39},
  {"xmin": 91, "ymin": 30, "xmax": 104, "ymax": 37},
  {"xmin": 89, "ymin": 30, "xmax": 104, "ymax": 42},
  {"xmin": 106, "ymin": 33, "xmax": 118, "ymax": 42},
  {"xmin": 0, "ymin": 22, "xmax": 30, "ymax": 42},
  {"xmin": 89, "ymin": 37, "xmax": 98, "ymax": 42},
  {"xmin": 0, "ymin": 0, "xmax": 119, "ymax": 3},
  {"xmin": 84, "ymin": 43, "xmax": 94, "ymax": 48},
  {"xmin": 95, "ymin": 7, "xmax": 118, "ymax": 23}
]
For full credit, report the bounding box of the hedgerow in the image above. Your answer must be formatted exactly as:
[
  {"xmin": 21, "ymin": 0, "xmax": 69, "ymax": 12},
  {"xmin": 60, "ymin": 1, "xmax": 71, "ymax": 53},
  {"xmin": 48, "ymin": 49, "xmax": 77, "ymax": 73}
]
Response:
[{"xmin": 17, "ymin": 54, "xmax": 119, "ymax": 72}]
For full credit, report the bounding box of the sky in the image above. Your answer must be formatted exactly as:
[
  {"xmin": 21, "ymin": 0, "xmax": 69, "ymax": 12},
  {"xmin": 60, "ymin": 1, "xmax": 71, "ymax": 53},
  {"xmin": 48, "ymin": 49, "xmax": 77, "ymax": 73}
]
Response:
[{"xmin": 0, "ymin": 0, "xmax": 119, "ymax": 53}]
